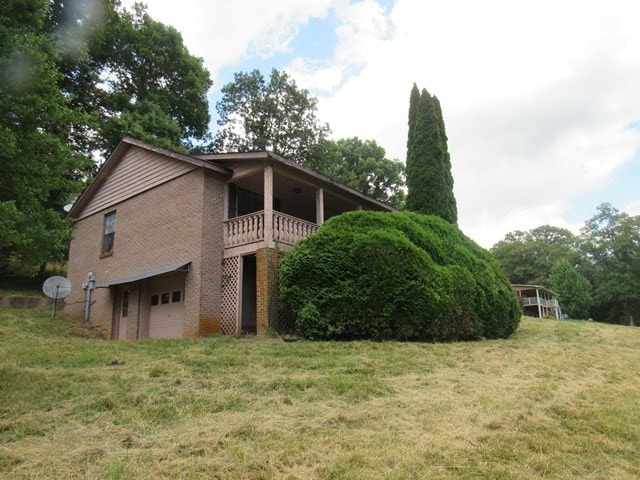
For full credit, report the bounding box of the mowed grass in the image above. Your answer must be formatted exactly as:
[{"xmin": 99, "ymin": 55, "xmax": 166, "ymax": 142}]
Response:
[{"xmin": 1, "ymin": 308, "xmax": 639, "ymax": 479}]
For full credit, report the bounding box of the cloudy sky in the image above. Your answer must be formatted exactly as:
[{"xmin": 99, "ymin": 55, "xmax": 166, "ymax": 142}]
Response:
[{"xmin": 122, "ymin": 0, "xmax": 640, "ymax": 248}]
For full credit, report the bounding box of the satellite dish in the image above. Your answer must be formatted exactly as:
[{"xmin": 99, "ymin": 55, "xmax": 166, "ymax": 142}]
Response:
[
  {"xmin": 43, "ymin": 276, "xmax": 72, "ymax": 299},
  {"xmin": 63, "ymin": 203, "xmax": 74, "ymax": 213},
  {"xmin": 42, "ymin": 276, "xmax": 72, "ymax": 318}
]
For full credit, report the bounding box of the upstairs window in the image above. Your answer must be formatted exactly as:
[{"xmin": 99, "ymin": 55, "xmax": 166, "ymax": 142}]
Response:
[{"xmin": 102, "ymin": 211, "xmax": 116, "ymax": 255}]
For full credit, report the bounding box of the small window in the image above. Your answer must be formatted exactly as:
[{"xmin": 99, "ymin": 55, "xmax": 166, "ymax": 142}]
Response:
[
  {"xmin": 150, "ymin": 294, "xmax": 159, "ymax": 306},
  {"xmin": 161, "ymin": 293, "xmax": 170, "ymax": 304},
  {"xmin": 121, "ymin": 291, "xmax": 129, "ymax": 317},
  {"xmin": 102, "ymin": 211, "xmax": 116, "ymax": 255},
  {"xmin": 172, "ymin": 291, "xmax": 181, "ymax": 303}
]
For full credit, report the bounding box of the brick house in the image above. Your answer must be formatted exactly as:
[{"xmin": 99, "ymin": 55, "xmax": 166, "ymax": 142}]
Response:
[{"xmin": 65, "ymin": 137, "xmax": 395, "ymax": 339}]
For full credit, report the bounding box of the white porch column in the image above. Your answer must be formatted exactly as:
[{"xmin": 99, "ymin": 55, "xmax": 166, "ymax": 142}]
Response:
[
  {"xmin": 264, "ymin": 164, "xmax": 274, "ymax": 247},
  {"xmin": 316, "ymin": 188, "xmax": 324, "ymax": 226},
  {"xmin": 536, "ymin": 287, "xmax": 542, "ymax": 319}
]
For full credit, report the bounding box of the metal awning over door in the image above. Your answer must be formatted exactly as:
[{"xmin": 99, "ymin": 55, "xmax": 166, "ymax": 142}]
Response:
[{"xmin": 97, "ymin": 262, "xmax": 191, "ymax": 287}]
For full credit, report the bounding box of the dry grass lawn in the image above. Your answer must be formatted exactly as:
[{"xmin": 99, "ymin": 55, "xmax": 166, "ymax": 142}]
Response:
[{"xmin": 1, "ymin": 307, "xmax": 639, "ymax": 479}]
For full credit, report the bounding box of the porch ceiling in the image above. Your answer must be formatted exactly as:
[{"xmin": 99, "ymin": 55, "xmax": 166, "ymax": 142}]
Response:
[{"xmin": 236, "ymin": 169, "xmax": 359, "ymax": 216}]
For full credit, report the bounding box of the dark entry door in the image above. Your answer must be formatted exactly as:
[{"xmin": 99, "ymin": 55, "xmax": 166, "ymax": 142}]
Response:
[{"xmin": 241, "ymin": 254, "xmax": 257, "ymax": 333}]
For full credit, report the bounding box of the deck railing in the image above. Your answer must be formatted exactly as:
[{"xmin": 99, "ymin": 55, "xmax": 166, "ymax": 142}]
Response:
[
  {"xmin": 224, "ymin": 212, "xmax": 263, "ymax": 247},
  {"xmin": 224, "ymin": 211, "xmax": 318, "ymax": 248},
  {"xmin": 273, "ymin": 212, "xmax": 318, "ymax": 244},
  {"xmin": 521, "ymin": 297, "xmax": 559, "ymax": 308}
]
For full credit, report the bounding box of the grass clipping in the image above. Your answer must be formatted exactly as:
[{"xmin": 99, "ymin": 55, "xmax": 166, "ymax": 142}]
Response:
[{"xmin": 1, "ymin": 307, "xmax": 640, "ymax": 479}]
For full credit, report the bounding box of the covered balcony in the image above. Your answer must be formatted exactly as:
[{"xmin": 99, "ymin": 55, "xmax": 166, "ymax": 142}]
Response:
[
  {"xmin": 195, "ymin": 151, "xmax": 396, "ymax": 336},
  {"xmin": 221, "ymin": 161, "xmax": 370, "ymax": 258}
]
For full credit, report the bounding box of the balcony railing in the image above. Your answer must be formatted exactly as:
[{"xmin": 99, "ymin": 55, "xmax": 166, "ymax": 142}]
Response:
[
  {"xmin": 224, "ymin": 211, "xmax": 318, "ymax": 249},
  {"xmin": 521, "ymin": 297, "xmax": 559, "ymax": 308},
  {"xmin": 224, "ymin": 212, "xmax": 263, "ymax": 247},
  {"xmin": 273, "ymin": 212, "xmax": 318, "ymax": 244}
]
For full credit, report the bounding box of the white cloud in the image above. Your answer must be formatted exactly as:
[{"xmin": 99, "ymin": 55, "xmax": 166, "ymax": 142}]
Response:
[
  {"xmin": 626, "ymin": 199, "xmax": 640, "ymax": 217},
  {"xmin": 296, "ymin": 0, "xmax": 640, "ymax": 246},
  {"xmin": 287, "ymin": 0, "xmax": 393, "ymax": 93},
  {"xmin": 121, "ymin": 0, "xmax": 337, "ymax": 84},
  {"xmin": 119, "ymin": 0, "xmax": 640, "ymax": 247}
]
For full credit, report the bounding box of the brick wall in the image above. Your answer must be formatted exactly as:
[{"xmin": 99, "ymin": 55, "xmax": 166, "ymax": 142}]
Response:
[
  {"xmin": 196, "ymin": 170, "xmax": 226, "ymax": 335},
  {"xmin": 66, "ymin": 167, "xmax": 226, "ymax": 338},
  {"xmin": 256, "ymin": 247, "xmax": 280, "ymax": 334}
]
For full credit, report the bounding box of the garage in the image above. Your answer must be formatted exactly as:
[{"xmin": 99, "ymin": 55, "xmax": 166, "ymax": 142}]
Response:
[
  {"xmin": 99, "ymin": 262, "xmax": 191, "ymax": 340},
  {"xmin": 148, "ymin": 273, "xmax": 185, "ymax": 339}
]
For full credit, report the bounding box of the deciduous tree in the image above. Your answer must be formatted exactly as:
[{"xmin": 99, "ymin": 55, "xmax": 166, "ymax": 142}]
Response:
[
  {"xmin": 307, "ymin": 138, "xmax": 405, "ymax": 208},
  {"xmin": 491, "ymin": 225, "xmax": 580, "ymax": 285},
  {"xmin": 213, "ymin": 68, "xmax": 329, "ymax": 162},
  {"xmin": 1, "ymin": 0, "xmax": 212, "ymax": 275},
  {"xmin": 0, "ymin": 0, "xmax": 93, "ymax": 274},
  {"xmin": 548, "ymin": 259, "xmax": 592, "ymax": 319},
  {"xmin": 49, "ymin": 0, "xmax": 212, "ymax": 155},
  {"xmin": 580, "ymin": 203, "xmax": 640, "ymax": 325}
]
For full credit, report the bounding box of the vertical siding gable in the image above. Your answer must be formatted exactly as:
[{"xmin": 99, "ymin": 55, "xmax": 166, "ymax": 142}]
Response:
[{"xmin": 78, "ymin": 147, "xmax": 197, "ymax": 219}]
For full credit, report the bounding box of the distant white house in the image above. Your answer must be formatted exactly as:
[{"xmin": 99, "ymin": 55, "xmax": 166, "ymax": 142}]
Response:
[{"xmin": 512, "ymin": 284, "xmax": 562, "ymax": 319}]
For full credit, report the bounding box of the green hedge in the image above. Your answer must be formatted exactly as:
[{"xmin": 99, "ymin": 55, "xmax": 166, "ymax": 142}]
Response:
[{"xmin": 279, "ymin": 211, "xmax": 520, "ymax": 341}]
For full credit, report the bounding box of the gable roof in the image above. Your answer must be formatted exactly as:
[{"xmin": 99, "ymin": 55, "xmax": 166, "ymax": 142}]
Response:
[
  {"xmin": 197, "ymin": 151, "xmax": 397, "ymax": 212},
  {"xmin": 512, "ymin": 284, "xmax": 559, "ymax": 297},
  {"xmin": 69, "ymin": 137, "xmax": 232, "ymax": 219},
  {"xmin": 69, "ymin": 137, "xmax": 397, "ymax": 219}
]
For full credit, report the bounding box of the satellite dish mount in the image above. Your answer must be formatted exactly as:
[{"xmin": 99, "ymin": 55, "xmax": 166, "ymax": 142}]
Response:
[{"xmin": 42, "ymin": 276, "xmax": 72, "ymax": 318}]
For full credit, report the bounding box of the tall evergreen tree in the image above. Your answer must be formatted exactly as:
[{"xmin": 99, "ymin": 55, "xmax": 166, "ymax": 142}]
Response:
[
  {"xmin": 432, "ymin": 96, "xmax": 456, "ymax": 208},
  {"xmin": 405, "ymin": 83, "xmax": 420, "ymax": 174},
  {"xmin": 405, "ymin": 86, "xmax": 457, "ymax": 223}
]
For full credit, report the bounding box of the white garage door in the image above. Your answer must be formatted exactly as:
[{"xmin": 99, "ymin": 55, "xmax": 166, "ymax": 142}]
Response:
[{"xmin": 149, "ymin": 275, "xmax": 185, "ymax": 339}]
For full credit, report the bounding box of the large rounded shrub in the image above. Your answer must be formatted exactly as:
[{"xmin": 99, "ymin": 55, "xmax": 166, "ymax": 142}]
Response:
[{"xmin": 279, "ymin": 211, "xmax": 520, "ymax": 341}]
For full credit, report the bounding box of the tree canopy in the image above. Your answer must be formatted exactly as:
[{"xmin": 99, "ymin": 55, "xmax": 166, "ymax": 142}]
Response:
[
  {"xmin": 213, "ymin": 68, "xmax": 329, "ymax": 162},
  {"xmin": 49, "ymin": 0, "xmax": 212, "ymax": 155},
  {"xmin": 307, "ymin": 138, "xmax": 405, "ymax": 208},
  {"xmin": 213, "ymin": 69, "xmax": 406, "ymax": 206},
  {"xmin": 491, "ymin": 225, "xmax": 580, "ymax": 286},
  {"xmin": 0, "ymin": 0, "xmax": 212, "ymax": 275},
  {"xmin": 580, "ymin": 203, "xmax": 640, "ymax": 325},
  {"xmin": 280, "ymin": 211, "xmax": 520, "ymax": 341},
  {"xmin": 405, "ymin": 85, "xmax": 457, "ymax": 223},
  {"xmin": 548, "ymin": 259, "xmax": 592, "ymax": 319},
  {"xmin": 0, "ymin": 0, "xmax": 93, "ymax": 274},
  {"xmin": 492, "ymin": 204, "xmax": 639, "ymax": 325}
]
